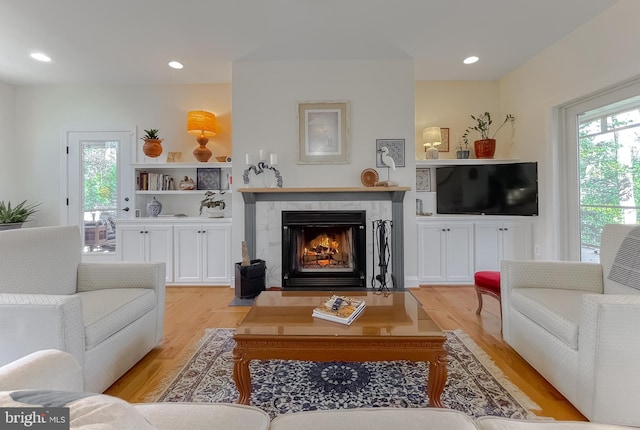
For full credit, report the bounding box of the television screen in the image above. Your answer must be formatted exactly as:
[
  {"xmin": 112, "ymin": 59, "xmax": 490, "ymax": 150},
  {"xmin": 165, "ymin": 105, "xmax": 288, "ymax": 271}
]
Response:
[{"xmin": 435, "ymin": 162, "xmax": 538, "ymax": 216}]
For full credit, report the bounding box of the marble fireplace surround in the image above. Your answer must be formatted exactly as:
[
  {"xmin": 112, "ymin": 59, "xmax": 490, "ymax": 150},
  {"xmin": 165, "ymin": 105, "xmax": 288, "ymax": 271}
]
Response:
[{"xmin": 238, "ymin": 187, "xmax": 409, "ymax": 288}]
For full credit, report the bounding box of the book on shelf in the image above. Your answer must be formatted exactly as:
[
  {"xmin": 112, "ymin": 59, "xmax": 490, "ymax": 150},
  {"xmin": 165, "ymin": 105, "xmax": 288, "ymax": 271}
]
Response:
[{"xmin": 312, "ymin": 295, "xmax": 366, "ymax": 325}]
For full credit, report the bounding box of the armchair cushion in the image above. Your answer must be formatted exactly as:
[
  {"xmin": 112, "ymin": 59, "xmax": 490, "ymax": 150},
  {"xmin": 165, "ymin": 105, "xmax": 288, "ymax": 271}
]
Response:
[
  {"xmin": 79, "ymin": 289, "xmax": 157, "ymax": 348},
  {"xmin": 0, "ymin": 225, "xmax": 81, "ymax": 295},
  {"xmin": 511, "ymin": 288, "xmax": 583, "ymax": 349}
]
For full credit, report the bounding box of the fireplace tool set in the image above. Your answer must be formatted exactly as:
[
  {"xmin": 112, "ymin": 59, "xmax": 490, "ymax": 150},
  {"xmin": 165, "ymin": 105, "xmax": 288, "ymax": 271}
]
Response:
[{"xmin": 371, "ymin": 219, "xmax": 395, "ymax": 292}]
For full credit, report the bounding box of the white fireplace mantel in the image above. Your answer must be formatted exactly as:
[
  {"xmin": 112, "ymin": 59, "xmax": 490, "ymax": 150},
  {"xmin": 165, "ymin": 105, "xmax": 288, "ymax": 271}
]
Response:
[{"xmin": 238, "ymin": 187, "xmax": 410, "ymax": 288}]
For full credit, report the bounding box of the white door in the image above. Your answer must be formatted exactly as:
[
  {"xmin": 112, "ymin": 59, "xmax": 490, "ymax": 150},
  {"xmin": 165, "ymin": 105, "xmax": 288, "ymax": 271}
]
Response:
[
  {"xmin": 65, "ymin": 130, "xmax": 134, "ymax": 259},
  {"xmin": 203, "ymin": 224, "xmax": 231, "ymax": 284},
  {"xmin": 174, "ymin": 224, "xmax": 203, "ymax": 283},
  {"xmin": 445, "ymin": 223, "xmax": 474, "ymax": 282}
]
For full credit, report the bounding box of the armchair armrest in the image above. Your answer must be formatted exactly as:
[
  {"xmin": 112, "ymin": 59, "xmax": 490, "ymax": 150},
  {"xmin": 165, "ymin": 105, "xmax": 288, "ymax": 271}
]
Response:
[
  {"xmin": 77, "ymin": 262, "xmax": 165, "ymax": 292},
  {"xmin": 577, "ymin": 294, "xmax": 640, "ymax": 425},
  {"xmin": 501, "ymin": 260, "xmax": 604, "ymax": 293},
  {"xmin": 77, "ymin": 262, "xmax": 166, "ymax": 345},
  {"xmin": 0, "ymin": 349, "xmax": 83, "ymax": 392},
  {"xmin": 0, "ymin": 294, "xmax": 85, "ymax": 369}
]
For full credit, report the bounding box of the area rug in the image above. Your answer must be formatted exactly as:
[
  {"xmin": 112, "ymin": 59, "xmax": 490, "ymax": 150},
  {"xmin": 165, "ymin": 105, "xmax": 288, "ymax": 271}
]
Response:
[{"xmin": 149, "ymin": 329, "xmax": 541, "ymax": 420}]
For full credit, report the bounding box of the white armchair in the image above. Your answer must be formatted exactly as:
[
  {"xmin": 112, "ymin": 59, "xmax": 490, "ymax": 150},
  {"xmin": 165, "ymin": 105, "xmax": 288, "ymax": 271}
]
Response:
[
  {"xmin": 501, "ymin": 224, "xmax": 640, "ymax": 426},
  {"xmin": 0, "ymin": 225, "xmax": 165, "ymax": 393}
]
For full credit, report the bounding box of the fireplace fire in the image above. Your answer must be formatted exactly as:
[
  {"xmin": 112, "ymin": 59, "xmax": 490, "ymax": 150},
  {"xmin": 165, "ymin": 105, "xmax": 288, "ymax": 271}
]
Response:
[{"xmin": 282, "ymin": 210, "xmax": 366, "ymax": 289}]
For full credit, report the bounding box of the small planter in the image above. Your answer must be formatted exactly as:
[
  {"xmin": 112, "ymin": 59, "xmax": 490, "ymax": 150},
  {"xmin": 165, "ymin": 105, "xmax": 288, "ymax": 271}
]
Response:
[
  {"xmin": 142, "ymin": 139, "xmax": 163, "ymax": 158},
  {"xmin": 0, "ymin": 222, "xmax": 23, "ymax": 231},
  {"xmin": 456, "ymin": 150, "xmax": 470, "ymax": 159},
  {"xmin": 474, "ymin": 139, "xmax": 496, "ymax": 159}
]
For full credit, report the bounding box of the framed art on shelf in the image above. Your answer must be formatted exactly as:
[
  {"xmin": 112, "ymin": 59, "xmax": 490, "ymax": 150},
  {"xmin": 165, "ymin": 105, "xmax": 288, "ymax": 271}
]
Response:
[
  {"xmin": 376, "ymin": 139, "xmax": 405, "ymax": 168},
  {"xmin": 416, "ymin": 168, "xmax": 431, "ymax": 191},
  {"xmin": 438, "ymin": 128, "xmax": 450, "ymax": 152},
  {"xmin": 197, "ymin": 168, "xmax": 221, "ymax": 190},
  {"xmin": 297, "ymin": 101, "xmax": 350, "ymax": 164}
]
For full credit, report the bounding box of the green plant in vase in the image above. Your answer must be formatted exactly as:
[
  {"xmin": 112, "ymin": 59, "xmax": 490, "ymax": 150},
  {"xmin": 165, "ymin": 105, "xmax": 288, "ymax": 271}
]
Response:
[
  {"xmin": 0, "ymin": 200, "xmax": 40, "ymax": 229},
  {"xmin": 462, "ymin": 112, "xmax": 514, "ymax": 159},
  {"xmin": 141, "ymin": 128, "xmax": 163, "ymax": 158}
]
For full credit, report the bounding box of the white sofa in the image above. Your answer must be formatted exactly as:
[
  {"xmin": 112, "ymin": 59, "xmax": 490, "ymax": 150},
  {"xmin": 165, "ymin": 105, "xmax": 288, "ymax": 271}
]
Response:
[
  {"xmin": 0, "ymin": 225, "xmax": 166, "ymax": 393},
  {"xmin": 0, "ymin": 349, "xmax": 634, "ymax": 430},
  {"xmin": 501, "ymin": 224, "xmax": 640, "ymax": 426}
]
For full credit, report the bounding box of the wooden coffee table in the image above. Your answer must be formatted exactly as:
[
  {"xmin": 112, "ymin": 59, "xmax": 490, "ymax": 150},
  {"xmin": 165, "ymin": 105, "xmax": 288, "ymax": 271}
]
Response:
[{"xmin": 232, "ymin": 291, "xmax": 447, "ymax": 407}]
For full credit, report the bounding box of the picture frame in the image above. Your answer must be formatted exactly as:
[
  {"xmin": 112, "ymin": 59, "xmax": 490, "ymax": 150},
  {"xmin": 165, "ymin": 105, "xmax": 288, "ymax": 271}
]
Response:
[
  {"xmin": 416, "ymin": 168, "xmax": 431, "ymax": 191},
  {"xmin": 297, "ymin": 101, "xmax": 350, "ymax": 164},
  {"xmin": 196, "ymin": 168, "xmax": 221, "ymax": 190},
  {"xmin": 376, "ymin": 139, "xmax": 405, "ymax": 168},
  {"xmin": 166, "ymin": 151, "xmax": 183, "ymax": 162},
  {"xmin": 438, "ymin": 128, "xmax": 450, "ymax": 152}
]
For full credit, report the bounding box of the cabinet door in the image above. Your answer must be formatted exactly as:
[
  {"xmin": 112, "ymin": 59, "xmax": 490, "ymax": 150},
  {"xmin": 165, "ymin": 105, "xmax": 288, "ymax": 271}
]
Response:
[
  {"xmin": 118, "ymin": 225, "xmax": 146, "ymax": 262},
  {"xmin": 417, "ymin": 223, "xmax": 446, "ymax": 283},
  {"xmin": 145, "ymin": 225, "xmax": 173, "ymax": 282},
  {"xmin": 501, "ymin": 222, "xmax": 533, "ymax": 262},
  {"xmin": 474, "ymin": 222, "xmax": 502, "ymax": 271},
  {"xmin": 445, "ymin": 223, "xmax": 474, "ymax": 282},
  {"xmin": 173, "ymin": 225, "xmax": 203, "ymax": 283},
  {"xmin": 202, "ymin": 224, "xmax": 231, "ymax": 284}
]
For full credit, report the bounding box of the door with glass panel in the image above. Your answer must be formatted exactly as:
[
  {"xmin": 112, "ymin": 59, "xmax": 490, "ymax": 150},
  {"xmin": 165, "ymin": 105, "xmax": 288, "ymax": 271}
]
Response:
[{"xmin": 66, "ymin": 130, "xmax": 133, "ymax": 257}]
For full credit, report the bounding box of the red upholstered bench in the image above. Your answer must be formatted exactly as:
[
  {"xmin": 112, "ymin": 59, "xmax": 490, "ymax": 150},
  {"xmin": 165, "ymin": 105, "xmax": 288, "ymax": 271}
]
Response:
[{"xmin": 474, "ymin": 271, "xmax": 501, "ymax": 323}]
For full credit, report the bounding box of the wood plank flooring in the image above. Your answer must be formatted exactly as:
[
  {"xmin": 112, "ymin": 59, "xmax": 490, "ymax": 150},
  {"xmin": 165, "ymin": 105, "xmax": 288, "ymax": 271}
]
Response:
[{"xmin": 104, "ymin": 285, "xmax": 586, "ymax": 421}]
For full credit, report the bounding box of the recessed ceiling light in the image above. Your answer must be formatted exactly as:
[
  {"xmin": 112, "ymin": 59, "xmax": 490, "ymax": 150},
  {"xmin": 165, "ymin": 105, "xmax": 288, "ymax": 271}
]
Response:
[
  {"xmin": 463, "ymin": 56, "xmax": 479, "ymax": 65},
  {"xmin": 168, "ymin": 61, "xmax": 183, "ymax": 69},
  {"xmin": 30, "ymin": 52, "xmax": 51, "ymax": 62}
]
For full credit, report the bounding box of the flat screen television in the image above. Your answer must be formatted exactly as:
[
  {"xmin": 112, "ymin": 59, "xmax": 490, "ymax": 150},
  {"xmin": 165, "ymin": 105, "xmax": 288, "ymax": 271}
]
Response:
[{"xmin": 435, "ymin": 162, "xmax": 538, "ymax": 216}]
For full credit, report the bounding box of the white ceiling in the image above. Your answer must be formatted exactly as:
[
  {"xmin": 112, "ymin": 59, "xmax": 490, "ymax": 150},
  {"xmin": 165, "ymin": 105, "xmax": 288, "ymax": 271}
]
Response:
[{"xmin": 0, "ymin": 0, "xmax": 619, "ymax": 86}]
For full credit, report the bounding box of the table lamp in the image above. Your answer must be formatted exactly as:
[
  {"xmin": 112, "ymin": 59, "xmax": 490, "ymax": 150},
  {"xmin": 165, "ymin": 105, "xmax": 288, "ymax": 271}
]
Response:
[
  {"xmin": 423, "ymin": 127, "xmax": 442, "ymax": 160},
  {"xmin": 187, "ymin": 110, "xmax": 216, "ymax": 162}
]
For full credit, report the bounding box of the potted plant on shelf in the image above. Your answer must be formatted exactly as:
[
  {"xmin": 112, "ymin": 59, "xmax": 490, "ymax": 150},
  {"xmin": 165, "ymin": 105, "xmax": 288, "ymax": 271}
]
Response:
[
  {"xmin": 199, "ymin": 191, "xmax": 226, "ymax": 218},
  {"xmin": 462, "ymin": 112, "xmax": 514, "ymax": 159},
  {"xmin": 0, "ymin": 200, "xmax": 40, "ymax": 230},
  {"xmin": 455, "ymin": 140, "xmax": 471, "ymax": 159},
  {"xmin": 141, "ymin": 128, "xmax": 163, "ymax": 158}
]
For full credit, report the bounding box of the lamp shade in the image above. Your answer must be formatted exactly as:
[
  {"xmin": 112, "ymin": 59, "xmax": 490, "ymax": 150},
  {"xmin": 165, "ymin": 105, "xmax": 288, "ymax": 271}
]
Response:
[
  {"xmin": 422, "ymin": 126, "xmax": 442, "ymax": 147},
  {"xmin": 187, "ymin": 110, "xmax": 216, "ymax": 137}
]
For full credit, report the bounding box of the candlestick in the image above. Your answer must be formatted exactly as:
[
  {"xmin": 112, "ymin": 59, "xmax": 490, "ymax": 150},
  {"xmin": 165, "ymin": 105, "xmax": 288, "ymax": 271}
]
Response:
[
  {"xmin": 270, "ymin": 153, "xmax": 278, "ymax": 166},
  {"xmin": 246, "ymin": 153, "xmax": 253, "ymax": 165},
  {"xmin": 259, "ymin": 149, "xmax": 267, "ymax": 161}
]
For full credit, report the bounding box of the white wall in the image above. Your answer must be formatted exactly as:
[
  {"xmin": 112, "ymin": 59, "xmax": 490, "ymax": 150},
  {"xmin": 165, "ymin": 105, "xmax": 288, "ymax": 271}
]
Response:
[
  {"xmin": 500, "ymin": 0, "xmax": 640, "ymax": 259},
  {"xmin": 13, "ymin": 84, "xmax": 231, "ymax": 226},
  {"xmin": 231, "ymin": 59, "xmax": 418, "ymax": 286},
  {"xmin": 0, "ymin": 81, "xmax": 17, "ymax": 202}
]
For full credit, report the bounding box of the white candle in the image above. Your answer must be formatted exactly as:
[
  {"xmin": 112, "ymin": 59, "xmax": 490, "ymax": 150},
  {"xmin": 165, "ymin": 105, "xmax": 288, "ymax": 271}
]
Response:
[
  {"xmin": 270, "ymin": 153, "xmax": 278, "ymax": 166},
  {"xmin": 259, "ymin": 149, "xmax": 267, "ymax": 161},
  {"xmin": 245, "ymin": 153, "xmax": 253, "ymax": 165}
]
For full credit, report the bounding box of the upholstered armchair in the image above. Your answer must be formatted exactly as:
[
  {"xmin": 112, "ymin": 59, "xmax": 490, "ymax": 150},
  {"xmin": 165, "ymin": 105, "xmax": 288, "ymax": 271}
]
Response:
[
  {"xmin": 501, "ymin": 224, "xmax": 640, "ymax": 426},
  {"xmin": 0, "ymin": 225, "xmax": 165, "ymax": 393}
]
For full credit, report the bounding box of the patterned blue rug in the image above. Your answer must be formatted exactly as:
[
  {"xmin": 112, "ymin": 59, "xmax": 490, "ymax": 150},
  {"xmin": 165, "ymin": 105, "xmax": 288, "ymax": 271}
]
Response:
[{"xmin": 150, "ymin": 329, "xmax": 540, "ymax": 420}]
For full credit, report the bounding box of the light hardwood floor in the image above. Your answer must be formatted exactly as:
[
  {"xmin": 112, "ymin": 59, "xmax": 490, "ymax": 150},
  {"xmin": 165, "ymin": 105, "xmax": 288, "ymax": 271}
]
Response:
[{"xmin": 104, "ymin": 285, "xmax": 586, "ymax": 421}]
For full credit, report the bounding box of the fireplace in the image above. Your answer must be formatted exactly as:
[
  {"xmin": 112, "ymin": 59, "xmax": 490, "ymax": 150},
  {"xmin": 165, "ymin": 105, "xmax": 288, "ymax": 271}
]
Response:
[{"xmin": 282, "ymin": 210, "xmax": 366, "ymax": 289}]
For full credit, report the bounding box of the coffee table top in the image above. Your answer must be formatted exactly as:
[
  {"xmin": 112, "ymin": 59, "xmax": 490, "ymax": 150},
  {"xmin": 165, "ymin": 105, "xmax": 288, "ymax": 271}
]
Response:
[{"xmin": 235, "ymin": 291, "xmax": 443, "ymax": 338}]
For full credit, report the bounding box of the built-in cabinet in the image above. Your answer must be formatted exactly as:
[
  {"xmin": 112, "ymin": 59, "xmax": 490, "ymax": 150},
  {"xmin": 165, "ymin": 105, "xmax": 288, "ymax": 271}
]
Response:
[
  {"xmin": 417, "ymin": 217, "xmax": 534, "ymax": 284},
  {"xmin": 417, "ymin": 221, "xmax": 475, "ymax": 283},
  {"xmin": 118, "ymin": 223, "xmax": 174, "ymax": 282},
  {"xmin": 116, "ymin": 218, "xmax": 232, "ymax": 285},
  {"xmin": 474, "ymin": 221, "xmax": 533, "ymax": 271},
  {"xmin": 173, "ymin": 223, "xmax": 232, "ymax": 284}
]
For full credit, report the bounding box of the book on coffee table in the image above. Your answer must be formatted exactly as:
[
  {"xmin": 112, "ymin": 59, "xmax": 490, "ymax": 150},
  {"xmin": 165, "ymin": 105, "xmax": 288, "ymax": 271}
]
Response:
[{"xmin": 312, "ymin": 295, "xmax": 366, "ymax": 325}]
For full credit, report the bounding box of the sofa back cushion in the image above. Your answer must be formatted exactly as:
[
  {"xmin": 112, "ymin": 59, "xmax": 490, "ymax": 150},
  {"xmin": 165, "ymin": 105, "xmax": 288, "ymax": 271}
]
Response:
[
  {"xmin": 0, "ymin": 226, "xmax": 81, "ymax": 295},
  {"xmin": 601, "ymin": 224, "xmax": 640, "ymax": 295}
]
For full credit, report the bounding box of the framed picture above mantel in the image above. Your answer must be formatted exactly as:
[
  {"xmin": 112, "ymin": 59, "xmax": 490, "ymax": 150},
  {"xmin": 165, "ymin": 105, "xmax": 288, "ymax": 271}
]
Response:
[{"xmin": 297, "ymin": 101, "xmax": 351, "ymax": 164}]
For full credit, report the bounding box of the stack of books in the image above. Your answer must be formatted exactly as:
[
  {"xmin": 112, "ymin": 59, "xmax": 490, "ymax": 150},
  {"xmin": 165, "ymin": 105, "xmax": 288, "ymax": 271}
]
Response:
[{"xmin": 312, "ymin": 295, "xmax": 366, "ymax": 325}]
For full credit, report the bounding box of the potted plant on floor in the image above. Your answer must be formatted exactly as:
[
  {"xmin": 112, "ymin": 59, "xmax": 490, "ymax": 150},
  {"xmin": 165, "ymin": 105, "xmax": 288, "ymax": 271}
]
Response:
[
  {"xmin": 462, "ymin": 112, "xmax": 514, "ymax": 159},
  {"xmin": 0, "ymin": 200, "xmax": 40, "ymax": 230},
  {"xmin": 141, "ymin": 128, "xmax": 163, "ymax": 158}
]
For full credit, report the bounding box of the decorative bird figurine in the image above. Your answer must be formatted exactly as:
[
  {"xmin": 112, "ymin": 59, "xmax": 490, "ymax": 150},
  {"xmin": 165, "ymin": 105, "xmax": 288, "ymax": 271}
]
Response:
[{"xmin": 376, "ymin": 147, "xmax": 398, "ymax": 187}]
